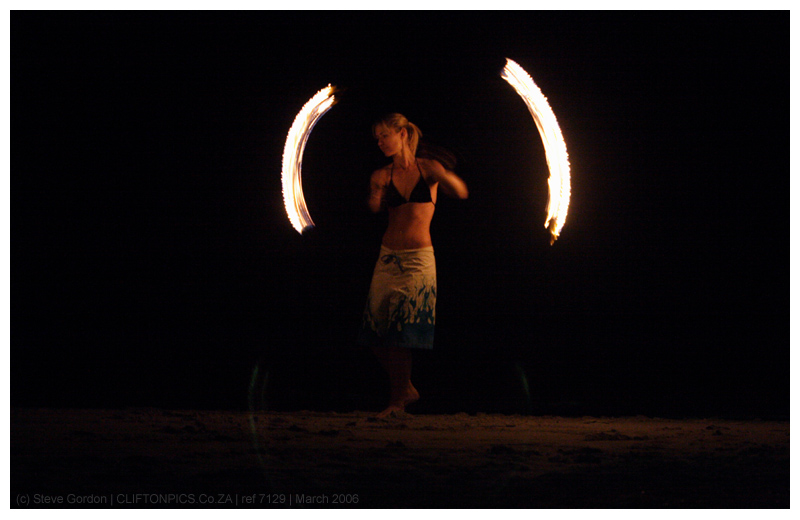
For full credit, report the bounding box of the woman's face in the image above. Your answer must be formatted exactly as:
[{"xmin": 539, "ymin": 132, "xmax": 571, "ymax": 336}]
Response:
[{"xmin": 375, "ymin": 125, "xmax": 405, "ymax": 157}]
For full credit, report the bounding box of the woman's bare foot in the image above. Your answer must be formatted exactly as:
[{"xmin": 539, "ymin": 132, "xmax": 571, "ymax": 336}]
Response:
[
  {"xmin": 377, "ymin": 383, "xmax": 419, "ymax": 418},
  {"xmin": 405, "ymin": 382, "xmax": 420, "ymax": 407},
  {"xmin": 376, "ymin": 404, "xmax": 405, "ymax": 418}
]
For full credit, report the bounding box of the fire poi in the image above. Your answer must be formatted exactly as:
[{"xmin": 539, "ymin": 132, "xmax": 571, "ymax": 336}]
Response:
[
  {"xmin": 501, "ymin": 58, "xmax": 571, "ymax": 244},
  {"xmin": 281, "ymin": 84, "xmax": 337, "ymax": 234},
  {"xmin": 281, "ymin": 60, "xmax": 571, "ymax": 244}
]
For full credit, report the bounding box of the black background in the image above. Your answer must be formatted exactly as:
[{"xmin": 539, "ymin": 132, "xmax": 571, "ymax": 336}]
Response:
[{"xmin": 12, "ymin": 11, "xmax": 788, "ymax": 418}]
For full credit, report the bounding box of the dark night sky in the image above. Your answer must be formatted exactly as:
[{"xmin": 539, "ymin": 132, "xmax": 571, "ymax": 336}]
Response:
[{"xmin": 12, "ymin": 11, "xmax": 788, "ymax": 417}]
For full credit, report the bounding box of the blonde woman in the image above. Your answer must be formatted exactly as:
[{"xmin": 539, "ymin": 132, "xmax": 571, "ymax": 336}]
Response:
[{"xmin": 358, "ymin": 113, "xmax": 468, "ymax": 417}]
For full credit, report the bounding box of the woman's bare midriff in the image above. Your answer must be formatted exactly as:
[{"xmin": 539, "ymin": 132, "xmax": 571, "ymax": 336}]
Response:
[{"xmin": 382, "ymin": 203, "xmax": 435, "ymax": 250}]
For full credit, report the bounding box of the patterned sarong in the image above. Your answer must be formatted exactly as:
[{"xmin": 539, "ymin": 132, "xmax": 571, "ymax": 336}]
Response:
[{"xmin": 358, "ymin": 246, "xmax": 436, "ymax": 349}]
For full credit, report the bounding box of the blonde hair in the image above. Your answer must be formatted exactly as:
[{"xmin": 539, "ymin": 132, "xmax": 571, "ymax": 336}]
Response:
[{"xmin": 373, "ymin": 113, "xmax": 422, "ymax": 156}]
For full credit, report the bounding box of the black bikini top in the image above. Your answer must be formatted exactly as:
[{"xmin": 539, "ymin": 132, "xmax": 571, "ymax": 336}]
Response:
[{"xmin": 384, "ymin": 160, "xmax": 434, "ymax": 208}]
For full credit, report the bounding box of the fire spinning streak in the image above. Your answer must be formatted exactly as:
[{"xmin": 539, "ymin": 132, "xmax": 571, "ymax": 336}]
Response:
[
  {"xmin": 501, "ymin": 58, "xmax": 571, "ymax": 244},
  {"xmin": 282, "ymin": 62, "xmax": 570, "ymax": 243},
  {"xmin": 281, "ymin": 84, "xmax": 337, "ymax": 234}
]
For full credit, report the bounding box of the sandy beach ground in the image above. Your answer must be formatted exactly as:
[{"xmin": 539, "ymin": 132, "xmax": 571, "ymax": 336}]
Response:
[{"xmin": 11, "ymin": 408, "xmax": 789, "ymax": 508}]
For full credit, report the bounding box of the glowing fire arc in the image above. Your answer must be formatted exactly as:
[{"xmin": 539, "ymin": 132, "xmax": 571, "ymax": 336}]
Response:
[
  {"xmin": 501, "ymin": 58, "xmax": 571, "ymax": 244},
  {"xmin": 281, "ymin": 85, "xmax": 337, "ymax": 234}
]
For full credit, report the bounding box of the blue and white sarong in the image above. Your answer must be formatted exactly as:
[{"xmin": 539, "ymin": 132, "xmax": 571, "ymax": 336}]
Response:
[{"xmin": 358, "ymin": 246, "xmax": 436, "ymax": 350}]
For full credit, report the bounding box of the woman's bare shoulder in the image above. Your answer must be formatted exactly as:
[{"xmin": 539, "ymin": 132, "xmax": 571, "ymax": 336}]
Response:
[
  {"xmin": 417, "ymin": 157, "xmax": 444, "ymax": 178},
  {"xmin": 371, "ymin": 165, "xmax": 391, "ymax": 183}
]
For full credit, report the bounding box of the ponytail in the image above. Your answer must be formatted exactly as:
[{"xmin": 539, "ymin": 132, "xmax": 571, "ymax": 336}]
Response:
[{"xmin": 406, "ymin": 121, "xmax": 421, "ymax": 156}]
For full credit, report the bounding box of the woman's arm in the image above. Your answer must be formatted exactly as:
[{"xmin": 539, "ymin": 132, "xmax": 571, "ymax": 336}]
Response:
[
  {"xmin": 368, "ymin": 169, "xmax": 387, "ymax": 213},
  {"xmin": 424, "ymin": 159, "xmax": 469, "ymax": 199}
]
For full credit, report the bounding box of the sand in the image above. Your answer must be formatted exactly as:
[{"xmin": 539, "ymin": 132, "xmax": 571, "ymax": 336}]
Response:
[{"xmin": 11, "ymin": 408, "xmax": 789, "ymax": 508}]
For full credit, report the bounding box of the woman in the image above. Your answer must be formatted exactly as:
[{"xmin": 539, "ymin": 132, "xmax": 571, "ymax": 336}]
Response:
[{"xmin": 358, "ymin": 113, "xmax": 468, "ymax": 417}]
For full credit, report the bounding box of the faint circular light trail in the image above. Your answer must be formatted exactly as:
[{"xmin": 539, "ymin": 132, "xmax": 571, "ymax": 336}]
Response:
[
  {"xmin": 501, "ymin": 58, "xmax": 571, "ymax": 244},
  {"xmin": 281, "ymin": 84, "xmax": 337, "ymax": 234}
]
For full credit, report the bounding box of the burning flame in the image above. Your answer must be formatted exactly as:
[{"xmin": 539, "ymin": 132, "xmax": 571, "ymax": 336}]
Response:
[
  {"xmin": 501, "ymin": 58, "xmax": 571, "ymax": 244},
  {"xmin": 281, "ymin": 85, "xmax": 337, "ymax": 233}
]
